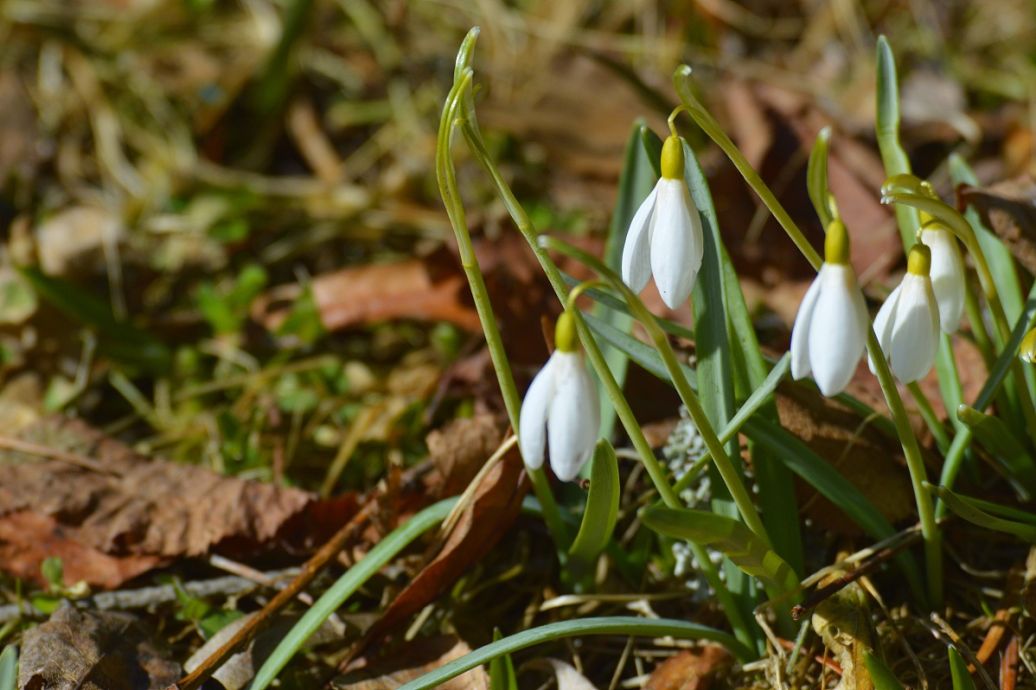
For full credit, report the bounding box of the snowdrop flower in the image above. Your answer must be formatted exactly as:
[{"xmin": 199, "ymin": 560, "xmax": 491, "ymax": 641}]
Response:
[
  {"xmin": 519, "ymin": 312, "xmax": 599, "ymax": 481},
  {"xmin": 920, "ymin": 223, "xmax": 965, "ymax": 333},
  {"xmin": 621, "ymin": 135, "xmax": 704, "ymax": 309},
  {"xmin": 790, "ymin": 220, "xmax": 869, "ymax": 396},
  {"xmin": 869, "ymin": 244, "xmax": 941, "ymax": 383}
]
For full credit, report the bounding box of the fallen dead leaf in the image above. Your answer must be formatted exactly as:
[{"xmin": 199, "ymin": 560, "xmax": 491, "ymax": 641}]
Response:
[
  {"xmin": 346, "ymin": 440, "xmax": 528, "ymax": 663},
  {"xmin": 331, "ymin": 636, "xmax": 489, "ymax": 690},
  {"xmin": 425, "ymin": 414, "xmax": 503, "ymax": 497},
  {"xmin": 777, "ymin": 383, "xmax": 917, "ymax": 534},
  {"xmin": 959, "ymin": 177, "xmax": 1036, "ymax": 275},
  {"xmin": 254, "ymin": 248, "xmax": 481, "ymax": 334},
  {"xmin": 18, "ymin": 606, "xmax": 180, "ymax": 690},
  {"xmin": 645, "ymin": 646, "xmax": 733, "ymax": 690},
  {"xmin": 0, "ymin": 417, "xmax": 314, "ymax": 588}
]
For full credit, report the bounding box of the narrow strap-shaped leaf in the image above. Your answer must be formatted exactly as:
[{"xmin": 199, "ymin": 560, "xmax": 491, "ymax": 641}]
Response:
[
  {"xmin": 595, "ymin": 122, "xmax": 659, "ymax": 439},
  {"xmin": 948, "ymin": 646, "xmax": 977, "ymax": 690},
  {"xmin": 927, "ymin": 483, "xmax": 1036, "ymax": 541},
  {"xmin": 956, "ymin": 405, "xmax": 1036, "ymax": 498},
  {"xmin": 568, "ymin": 440, "xmax": 621, "ymax": 568},
  {"xmin": 0, "ymin": 645, "xmax": 15, "ymax": 690},
  {"xmin": 641, "ymin": 505, "xmax": 800, "ymax": 599},
  {"xmin": 864, "ymin": 650, "xmax": 906, "ymax": 690},
  {"xmin": 489, "ymin": 629, "xmax": 518, "ymax": 690},
  {"xmin": 398, "ymin": 617, "xmax": 755, "ymax": 690}
]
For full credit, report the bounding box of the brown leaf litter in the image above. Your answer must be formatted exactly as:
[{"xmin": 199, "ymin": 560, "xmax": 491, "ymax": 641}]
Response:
[
  {"xmin": 0, "ymin": 416, "xmax": 313, "ymax": 588},
  {"xmin": 18, "ymin": 606, "xmax": 180, "ymax": 690}
]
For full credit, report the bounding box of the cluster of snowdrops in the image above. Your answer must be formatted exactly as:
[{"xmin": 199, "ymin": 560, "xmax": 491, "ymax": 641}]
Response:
[{"xmin": 520, "ymin": 133, "xmax": 966, "ymax": 482}]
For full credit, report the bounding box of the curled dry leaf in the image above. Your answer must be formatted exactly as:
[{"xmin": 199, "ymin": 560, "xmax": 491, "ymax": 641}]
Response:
[
  {"xmin": 425, "ymin": 414, "xmax": 503, "ymax": 497},
  {"xmin": 17, "ymin": 606, "xmax": 180, "ymax": 690},
  {"xmin": 347, "ymin": 439, "xmax": 528, "ymax": 662},
  {"xmin": 0, "ymin": 417, "xmax": 314, "ymax": 588}
]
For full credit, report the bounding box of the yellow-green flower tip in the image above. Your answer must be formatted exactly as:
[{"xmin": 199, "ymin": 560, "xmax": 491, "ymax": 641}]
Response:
[
  {"xmin": 1020, "ymin": 327, "xmax": 1036, "ymax": 364},
  {"xmin": 555, "ymin": 311, "xmax": 578, "ymax": 353},
  {"xmin": 660, "ymin": 135, "xmax": 684, "ymax": 180},
  {"xmin": 823, "ymin": 219, "xmax": 851, "ymax": 265},
  {"xmin": 907, "ymin": 244, "xmax": 931, "ymax": 276}
]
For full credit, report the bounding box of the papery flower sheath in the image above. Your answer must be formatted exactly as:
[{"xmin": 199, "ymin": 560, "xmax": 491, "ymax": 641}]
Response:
[
  {"xmin": 621, "ymin": 135, "xmax": 704, "ymax": 309},
  {"xmin": 790, "ymin": 220, "xmax": 869, "ymax": 396},
  {"xmin": 920, "ymin": 223, "xmax": 965, "ymax": 334},
  {"xmin": 519, "ymin": 312, "xmax": 600, "ymax": 481},
  {"xmin": 870, "ymin": 244, "xmax": 941, "ymax": 383}
]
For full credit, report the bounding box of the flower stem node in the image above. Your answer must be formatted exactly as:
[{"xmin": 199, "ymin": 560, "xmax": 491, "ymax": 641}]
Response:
[
  {"xmin": 870, "ymin": 248, "xmax": 941, "ymax": 383},
  {"xmin": 621, "ymin": 136, "xmax": 704, "ymax": 309},
  {"xmin": 919, "ymin": 224, "xmax": 965, "ymax": 333},
  {"xmin": 791, "ymin": 230, "xmax": 869, "ymax": 396},
  {"xmin": 519, "ymin": 344, "xmax": 600, "ymax": 482}
]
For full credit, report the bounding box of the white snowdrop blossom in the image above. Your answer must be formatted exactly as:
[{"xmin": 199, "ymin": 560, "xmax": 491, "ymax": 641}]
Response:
[
  {"xmin": 621, "ymin": 135, "xmax": 704, "ymax": 309},
  {"xmin": 790, "ymin": 220, "xmax": 869, "ymax": 396},
  {"xmin": 869, "ymin": 244, "xmax": 941, "ymax": 383},
  {"xmin": 519, "ymin": 312, "xmax": 599, "ymax": 481},
  {"xmin": 920, "ymin": 223, "xmax": 965, "ymax": 334}
]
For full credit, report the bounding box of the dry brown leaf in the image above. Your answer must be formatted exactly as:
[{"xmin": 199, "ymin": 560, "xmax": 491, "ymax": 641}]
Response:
[
  {"xmin": 332, "ymin": 636, "xmax": 488, "ymax": 690},
  {"xmin": 777, "ymin": 384, "xmax": 917, "ymax": 534},
  {"xmin": 254, "ymin": 249, "xmax": 481, "ymax": 334},
  {"xmin": 960, "ymin": 177, "xmax": 1036, "ymax": 275},
  {"xmin": 18, "ymin": 606, "xmax": 180, "ymax": 690},
  {"xmin": 425, "ymin": 414, "xmax": 503, "ymax": 497},
  {"xmin": 0, "ymin": 417, "xmax": 313, "ymax": 587},
  {"xmin": 348, "ymin": 441, "xmax": 528, "ymax": 661},
  {"xmin": 645, "ymin": 646, "xmax": 733, "ymax": 690}
]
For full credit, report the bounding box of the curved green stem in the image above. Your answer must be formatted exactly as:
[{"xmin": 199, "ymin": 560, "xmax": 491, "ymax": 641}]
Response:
[
  {"xmin": 906, "ymin": 382, "xmax": 951, "ymax": 454},
  {"xmin": 399, "ymin": 617, "xmax": 755, "ymax": 690},
  {"xmin": 673, "ymin": 65, "xmax": 939, "ymax": 606},
  {"xmin": 436, "ymin": 67, "xmax": 568, "ymax": 550}
]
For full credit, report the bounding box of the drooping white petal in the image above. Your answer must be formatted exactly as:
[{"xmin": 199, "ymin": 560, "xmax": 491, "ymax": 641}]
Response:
[
  {"xmin": 790, "ymin": 270, "xmax": 824, "ymax": 381},
  {"xmin": 923, "ymin": 228, "xmax": 965, "ymax": 333},
  {"xmin": 621, "ymin": 184, "xmax": 659, "ymax": 293},
  {"xmin": 649, "ymin": 179, "xmax": 703, "ymax": 309},
  {"xmin": 869, "ymin": 282, "xmax": 903, "ymax": 374},
  {"xmin": 807, "ymin": 265, "xmax": 868, "ymax": 396},
  {"xmin": 887, "ymin": 275, "xmax": 940, "ymax": 383},
  {"xmin": 546, "ymin": 353, "xmax": 598, "ymax": 481},
  {"xmin": 518, "ymin": 354, "xmax": 558, "ymax": 470}
]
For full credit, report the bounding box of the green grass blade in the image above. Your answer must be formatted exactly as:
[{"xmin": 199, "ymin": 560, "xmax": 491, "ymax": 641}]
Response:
[
  {"xmin": 594, "ymin": 123, "xmax": 660, "ymax": 439},
  {"xmin": 641, "ymin": 505, "xmax": 800, "ymax": 599},
  {"xmin": 568, "ymin": 440, "xmax": 621, "ymax": 570},
  {"xmin": 488, "ymin": 629, "xmax": 518, "ymax": 690},
  {"xmin": 807, "ymin": 127, "xmax": 834, "ymax": 228},
  {"xmin": 956, "ymin": 405, "xmax": 1036, "ymax": 498},
  {"xmin": 0, "ymin": 645, "xmax": 15, "ymax": 690},
  {"xmin": 948, "ymin": 646, "xmax": 977, "ymax": 690},
  {"xmin": 927, "ymin": 482, "xmax": 1036, "ymax": 541},
  {"xmin": 864, "ymin": 651, "xmax": 906, "ymax": 690},
  {"xmin": 251, "ymin": 498, "xmax": 457, "ymax": 689},
  {"xmin": 398, "ymin": 617, "xmax": 755, "ymax": 690}
]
